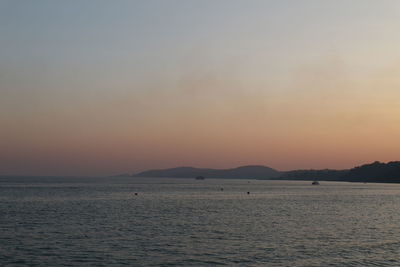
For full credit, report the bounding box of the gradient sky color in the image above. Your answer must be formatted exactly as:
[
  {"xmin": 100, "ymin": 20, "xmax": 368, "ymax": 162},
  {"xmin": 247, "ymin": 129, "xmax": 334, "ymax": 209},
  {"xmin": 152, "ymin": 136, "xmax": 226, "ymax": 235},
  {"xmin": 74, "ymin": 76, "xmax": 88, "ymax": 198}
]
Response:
[{"xmin": 1, "ymin": 0, "xmax": 400, "ymax": 176}]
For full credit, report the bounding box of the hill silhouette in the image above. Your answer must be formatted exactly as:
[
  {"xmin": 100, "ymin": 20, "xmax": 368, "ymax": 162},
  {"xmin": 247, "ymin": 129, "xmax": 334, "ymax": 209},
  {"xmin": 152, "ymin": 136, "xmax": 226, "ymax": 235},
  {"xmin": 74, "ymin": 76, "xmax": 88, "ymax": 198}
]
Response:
[
  {"xmin": 133, "ymin": 161, "xmax": 400, "ymax": 183},
  {"xmin": 344, "ymin": 161, "xmax": 400, "ymax": 182},
  {"xmin": 134, "ymin": 165, "xmax": 281, "ymax": 179}
]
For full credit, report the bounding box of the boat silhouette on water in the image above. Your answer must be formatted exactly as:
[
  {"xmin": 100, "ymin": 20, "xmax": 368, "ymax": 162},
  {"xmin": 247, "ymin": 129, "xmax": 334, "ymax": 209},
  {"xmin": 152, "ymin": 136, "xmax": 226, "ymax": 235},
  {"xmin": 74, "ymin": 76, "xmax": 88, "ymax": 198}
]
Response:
[{"xmin": 312, "ymin": 181, "xmax": 320, "ymax": 185}]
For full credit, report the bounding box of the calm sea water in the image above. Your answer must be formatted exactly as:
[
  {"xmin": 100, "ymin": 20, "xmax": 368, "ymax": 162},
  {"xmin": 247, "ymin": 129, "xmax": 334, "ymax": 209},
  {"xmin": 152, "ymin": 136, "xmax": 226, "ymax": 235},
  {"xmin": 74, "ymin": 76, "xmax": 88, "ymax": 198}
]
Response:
[{"xmin": 1, "ymin": 177, "xmax": 400, "ymax": 266}]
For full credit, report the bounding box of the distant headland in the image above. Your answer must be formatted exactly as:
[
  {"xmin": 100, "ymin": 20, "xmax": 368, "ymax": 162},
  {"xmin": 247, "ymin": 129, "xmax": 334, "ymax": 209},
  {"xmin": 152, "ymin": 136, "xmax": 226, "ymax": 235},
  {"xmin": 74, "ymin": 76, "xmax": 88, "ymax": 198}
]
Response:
[
  {"xmin": 131, "ymin": 161, "xmax": 400, "ymax": 183},
  {"xmin": 134, "ymin": 165, "xmax": 279, "ymax": 179}
]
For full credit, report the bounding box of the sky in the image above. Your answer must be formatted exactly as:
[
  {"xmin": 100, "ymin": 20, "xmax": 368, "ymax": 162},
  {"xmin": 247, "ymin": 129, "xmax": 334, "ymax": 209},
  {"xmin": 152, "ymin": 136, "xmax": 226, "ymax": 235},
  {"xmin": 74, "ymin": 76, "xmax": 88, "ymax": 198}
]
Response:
[{"xmin": 1, "ymin": 0, "xmax": 400, "ymax": 176}]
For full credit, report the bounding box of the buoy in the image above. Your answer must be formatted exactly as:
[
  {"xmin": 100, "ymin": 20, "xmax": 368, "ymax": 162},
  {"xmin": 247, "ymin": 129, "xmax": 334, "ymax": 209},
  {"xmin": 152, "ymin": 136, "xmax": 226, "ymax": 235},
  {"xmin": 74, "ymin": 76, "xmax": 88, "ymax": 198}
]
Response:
[
  {"xmin": 134, "ymin": 193, "xmax": 138, "ymax": 196},
  {"xmin": 247, "ymin": 191, "xmax": 250, "ymax": 194}
]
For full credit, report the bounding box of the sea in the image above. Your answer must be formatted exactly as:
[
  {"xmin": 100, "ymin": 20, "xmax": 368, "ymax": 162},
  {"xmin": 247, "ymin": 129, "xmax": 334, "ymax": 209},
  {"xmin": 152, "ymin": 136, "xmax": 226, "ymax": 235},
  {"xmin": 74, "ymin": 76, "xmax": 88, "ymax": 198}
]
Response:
[{"xmin": 1, "ymin": 176, "xmax": 400, "ymax": 266}]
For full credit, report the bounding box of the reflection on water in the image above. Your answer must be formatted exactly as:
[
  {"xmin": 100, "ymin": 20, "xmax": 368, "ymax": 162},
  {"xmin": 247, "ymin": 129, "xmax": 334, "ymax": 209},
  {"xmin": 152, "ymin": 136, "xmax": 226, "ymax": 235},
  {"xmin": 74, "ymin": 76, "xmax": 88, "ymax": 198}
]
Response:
[{"xmin": 1, "ymin": 177, "xmax": 400, "ymax": 266}]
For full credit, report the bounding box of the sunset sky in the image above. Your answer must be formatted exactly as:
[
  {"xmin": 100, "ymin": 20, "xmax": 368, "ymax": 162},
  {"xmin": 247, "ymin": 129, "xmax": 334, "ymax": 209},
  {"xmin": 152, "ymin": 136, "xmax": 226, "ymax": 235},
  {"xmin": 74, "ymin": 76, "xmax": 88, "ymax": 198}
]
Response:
[{"xmin": 1, "ymin": 0, "xmax": 400, "ymax": 176}]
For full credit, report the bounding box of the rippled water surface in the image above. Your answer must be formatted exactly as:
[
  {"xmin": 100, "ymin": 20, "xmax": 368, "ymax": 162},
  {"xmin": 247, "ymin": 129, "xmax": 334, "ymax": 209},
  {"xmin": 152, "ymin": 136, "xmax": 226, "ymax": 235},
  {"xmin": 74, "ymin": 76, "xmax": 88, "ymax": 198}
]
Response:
[{"xmin": 1, "ymin": 177, "xmax": 400, "ymax": 266}]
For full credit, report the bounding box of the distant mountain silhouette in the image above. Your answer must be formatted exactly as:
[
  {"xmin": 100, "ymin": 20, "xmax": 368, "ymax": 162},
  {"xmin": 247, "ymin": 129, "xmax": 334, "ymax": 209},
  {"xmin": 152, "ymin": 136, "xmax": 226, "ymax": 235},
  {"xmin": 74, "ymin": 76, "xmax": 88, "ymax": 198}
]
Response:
[
  {"xmin": 277, "ymin": 161, "xmax": 400, "ymax": 183},
  {"xmin": 133, "ymin": 161, "xmax": 400, "ymax": 183},
  {"xmin": 134, "ymin": 165, "xmax": 281, "ymax": 179},
  {"xmin": 344, "ymin": 161, "xmax": 400, "ymax": 182}
]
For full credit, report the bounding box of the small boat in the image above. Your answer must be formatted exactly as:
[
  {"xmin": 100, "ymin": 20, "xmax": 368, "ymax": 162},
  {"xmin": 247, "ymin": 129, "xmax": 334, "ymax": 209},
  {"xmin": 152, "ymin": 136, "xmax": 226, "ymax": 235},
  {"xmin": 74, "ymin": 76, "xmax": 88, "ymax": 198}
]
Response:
[
  {"xmin": 195, "ymin": 176, "xmax": 205, "ymax": 180},
  {"xmin": 312, "ymin": 181, "xmax": 320, "ymax": 185}
]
